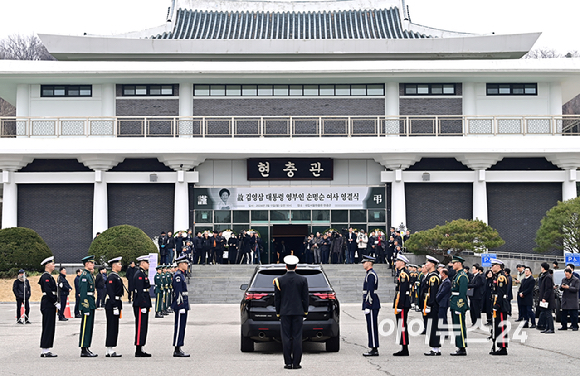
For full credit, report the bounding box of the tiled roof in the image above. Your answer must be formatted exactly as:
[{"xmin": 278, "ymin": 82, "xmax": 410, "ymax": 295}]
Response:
[{"xmin": 152, "ymin": 7, "xmax": 432, "ymax": 39}]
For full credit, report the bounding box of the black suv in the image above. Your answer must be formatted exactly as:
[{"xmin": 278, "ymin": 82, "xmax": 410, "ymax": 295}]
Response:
[{"xmin": 240, "ymin": 264, "xmax": 340, "ymax": 353}]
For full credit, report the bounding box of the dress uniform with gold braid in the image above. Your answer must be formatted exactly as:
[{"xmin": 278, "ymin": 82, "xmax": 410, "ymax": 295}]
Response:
[
  {"xmin": 490, "ymin": 259, "xmax": 510, "ymax": 356},
  {"xmin": 449, "ymin": 255, "xmax": 469, "ymax": 356},
  {"xmin": 409, "ymin": 267, "xmax": 418, "ymax": 310},
  {"xmin": 393, "ymin": 254, "xmax": 411, "ymax": 356},
  {"xmin": 133, "ymin": 255, "xmax": 152, "ymax": 357},
  {"xmin": 172, "ymin": 255, "xmax": 191, "ymax": 357},
  {"xmin": 105, "ymin": 256, "xmax": 124, "ymax": 357},
  {"xmin": 362, "ymin": 255, "xmax": 380, "ymax": 357},
  {"xmin": 39, "ymin": 256, "xmax": 58, "ymax": 357},
  {"xmin": 422, "ymin": 256, "xmax": 442, "ymax": 356},
  {"xmin": 79, "ymin": 255, "xmax": 97, "ymax": 357}
]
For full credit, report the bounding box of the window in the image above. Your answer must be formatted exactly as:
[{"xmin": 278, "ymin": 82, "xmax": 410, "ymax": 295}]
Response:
[
  {"xmin": 41, "ymin": 85, "xmax": 92, "ymax": 97},
  {"xmin": 486, "ymin": 83, "xmax": 537, "ymax": 96},
  {"xmin": 193, "ymin": 84, "xmax": 385, "ymax": 96},
  {"xmin": 121, "ymin": 84, "xmax": 175, "ymax": 96},
  {"xmin": 404, "ymin": 83, "xmax": 456, "ymax": 96}
]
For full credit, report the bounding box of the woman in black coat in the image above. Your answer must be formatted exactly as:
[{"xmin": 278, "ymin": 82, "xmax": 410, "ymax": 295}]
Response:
[
  {"xmin": 538, "ymin": 262, "xmax": 556, "ymax": 333},
  {"xmin": 483, "ymin": 270, "xmax": 494, "ymax": 325}
]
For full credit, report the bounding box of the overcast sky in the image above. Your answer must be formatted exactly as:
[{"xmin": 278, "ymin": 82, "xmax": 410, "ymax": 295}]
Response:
[{"xmin": 0, "ymin": 0, "xmax": 578, "ymax": 53}]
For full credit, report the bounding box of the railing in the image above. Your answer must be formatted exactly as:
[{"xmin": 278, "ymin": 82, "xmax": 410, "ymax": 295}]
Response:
[{"xmin": 1, "ymin": 115, "xmax": 579, "ymax": 138}]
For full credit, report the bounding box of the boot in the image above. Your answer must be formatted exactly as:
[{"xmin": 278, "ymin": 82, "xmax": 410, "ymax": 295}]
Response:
[
  {"xmin": 491, "ymin": 347, "xmax": 508, "ymax": 356},
  {"xmin": 155, "ymin": 312, "xmax": 164, "ymax": 319},
  {"xmin": 362, "ymin": 347, "xmax": 379, "ymax": 357},
  {"xmin": 135, "ymin": 346, "xmax": 151, "ymax": 357},
  {"xmin": 450, "ymin": 347, "xmax": 467, "ymax": 356},
  {"xmin": 80, "ymin": 347, "xmax": 97, "ymax": 357},
  {"xmin": 173, "ymin": 347, "xmax": 190, "ymax": 357},
  {"xmin": 393, "ymin": 346, "xmax": 409, "ymax": 356}
]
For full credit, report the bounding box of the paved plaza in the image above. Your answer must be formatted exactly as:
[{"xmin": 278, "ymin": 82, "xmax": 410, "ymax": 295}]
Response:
[{"xmin": 1, "ymin": 302, "xmax": 578, "ymax": 375}]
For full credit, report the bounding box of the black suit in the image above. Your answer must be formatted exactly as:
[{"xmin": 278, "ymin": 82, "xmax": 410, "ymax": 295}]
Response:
[
  {"xmin": 436, "ymin": 278, "xmax": 451, "ymax": 325},
  {"xmin": 274, "ymin": 270, "xmax": 309, "ymax": 368},
  {"xmin": 468, "ymin": 272, "xmax": 485, "ymax": 325}
]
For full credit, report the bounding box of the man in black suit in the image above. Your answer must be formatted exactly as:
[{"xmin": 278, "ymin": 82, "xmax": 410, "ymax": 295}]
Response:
[
  {"xmin": 346, "ymin": 228, "xmax": 357, "ymax": 264},
  {"xmin": 468, "ymin": 264, "xmax": 486, "ymax": 326},
  {"xmin": 274, "ymin": 255, "xmax": 309, "ymax": 370},
  {"xmin": 518, "ymin": 266, "xmax": 536, "ymax": 328},
  {"xmin": 436, "ymin": 268, "xmax": 451, "ymax": 326}
]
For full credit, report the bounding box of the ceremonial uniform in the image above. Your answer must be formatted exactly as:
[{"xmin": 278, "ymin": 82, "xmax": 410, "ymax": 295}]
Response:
[
  {"xmin": 362, "ymin": 256, "xmax": 380, "ymax": 357},
  {"xmin": 105, "ymin": 268, "xmax": 124, "ymax": 350},
  {"xmin": 39, "ymin": 259, "xmax": 58, "ymax": 354},
  {"xmin": 78, "ymin": 259, "xmax": 97, "ymax": 355},
  {"xmin": 274, "ymin": 255, "xmax": 309, "ymax": 370},
  {"xmin": 393, "ymin": 254, "xmax": 411, "ymax": 356},
  {"xmin": 422, "ymin": 269, "xmax": 441, "ymax": 352},
  {"xmin": 449, "ymin": 258, "xmax": 469, "ymax": 355},
  {"xmin": 409, "ymin": 269, "xmax": 418, "ymax": 309},
  {"xmin": 133, "ymin": 258, "xmax": 152, "ymax": 356},
  {"xmin": 491, "ymin": 266, "xmax": 510, "ymax": 355},
  {"xmin": 154, "ymin": 267, "xmax": 164, "ymax": 318},
  {"xmin": 57, "ymin": 272, "xmax": 72, "ymax": 321},
  {"xmin": 172, "ymin": 257, "xmax": 191, "ymax": 357}
]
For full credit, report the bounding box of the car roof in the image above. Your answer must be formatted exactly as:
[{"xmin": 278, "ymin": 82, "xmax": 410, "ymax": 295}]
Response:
[{"xmin": 256, "ymin": 264, "xmax": 323, "ymax": 271}]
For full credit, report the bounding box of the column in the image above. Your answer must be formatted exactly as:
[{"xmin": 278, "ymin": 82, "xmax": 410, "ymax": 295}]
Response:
[
  {"xmin": 562, "ymin": 169, "xmax": 578, "ymax": 201},
  {"xmin": 16, "ymin": 84, "xmax": 30, "ymax": 117},
  {"xmin": 92, "ymin": 170, "xmax": 108, "ymax": 235},
  {"xmin": 384, "ymin": 82, "xmax": 399, "ymax": 135},
  {"xmin": 1, "ymin": 171, "xmax": 17, "ymax": 228},
  {"xmin": 178, "ymin": 83, "xmax": 194, "ymax": 137},
  {"xmin": 101, "ymin": 83, "xmax": 115, "ymax": 117},
  {"xmin": 473, "ymin": 170, "xmax": 488, "ymax": 223},
  {"xmin": 462, "ymin": 82, "xmax": 476, "ymax": 135},
  {"xmin": 174, "ymin": 171, "xmax": 189, "ymax": 231},
  {"xmin": 391, "ymin": 170, "xmax": 406, "ymax": 230}
]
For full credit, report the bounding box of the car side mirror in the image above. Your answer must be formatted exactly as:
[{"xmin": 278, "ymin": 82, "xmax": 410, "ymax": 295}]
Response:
[{"xmin": 240, "ymin": 284, "xmax": 249, "ymax": 290}]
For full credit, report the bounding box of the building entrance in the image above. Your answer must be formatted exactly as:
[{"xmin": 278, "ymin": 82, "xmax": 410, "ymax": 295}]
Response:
[{"xmin": 271, "ymin": 224, "xmax": 308, "ymax": 263}]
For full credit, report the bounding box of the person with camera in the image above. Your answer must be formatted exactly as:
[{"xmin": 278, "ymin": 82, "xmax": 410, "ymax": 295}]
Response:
[
  {"xmin": 357, "ymin": 230, "xmax": 368, "ymax": 260},
  {"xmin": 13, "ymin": 269, "xmax": 31, "ymax": 324},
  {"xmin": 558, "ymin": 267, "xmax": 579, "ymax": 331}
]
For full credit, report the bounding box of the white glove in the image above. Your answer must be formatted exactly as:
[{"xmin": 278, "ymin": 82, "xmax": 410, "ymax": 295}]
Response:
[
  {"xmin": 84, "ymin": 312, "xmax": 90, "ymax": 316},
  {"xmin": 55, "ymin": 303, "xmax": 61, "ymax": 310},
  {"xmin": 179, "ymin": 309, "xmax": 186, "ymax": 314},
  {"xmin": 364, "ymin": 309, "xmax": 371, "ymax": 314},
  {"xmin": 141, "ymin": 308, "xmax": 147, "ymax": 313}
]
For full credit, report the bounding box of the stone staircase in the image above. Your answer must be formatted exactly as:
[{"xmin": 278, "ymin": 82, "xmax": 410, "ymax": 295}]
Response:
[{"xmin": 187, "ymin": 264, "xmax": 396, "ymax": 304}]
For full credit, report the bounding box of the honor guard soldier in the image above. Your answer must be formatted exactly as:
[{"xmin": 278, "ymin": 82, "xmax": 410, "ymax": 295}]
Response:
[
  {"xmin": 162, "ymin": 265, "xmax": 170, "ymax": 315},
  {"xmin": 422, "ymin": 256, "xmax": 442, "ymax": 356},
  {"xmin": 409, "ymin": 265, "xmax": 418, "ymax": 310},
  {"xmin": 449, "ymin": 255, "xmax": 469, "ymax": 356},
  {"xmin": 133, "ymin": 255, "xmax": 152, "ymax": 357},
  {"xmin": 105, "ymin": 257, "xmax": 124, "ymax": 357},
  {"xmin": 154, "ymin": 265, "xmax": 165, "ymax": 319},
  {"xmin": 362, "ymin": 255, "xmax": 381, "ymax": 357},
  {"xmin": 79, "ymin": 255, "xmax": 98, "ymax": 357},
  {"xmin": 274, "ymin": 255, "xmax": 309, "ymax": 370},
  {"xmin": 39, "ymin": 256, "xmax": 58, "ymax": 358},
  {"xmin": 490, "ymin": 259, "xmax": 509, "ymax": 356},
  {"xmin": 172, "ymin": 255, "xmax": 191, "ymax": 357},
  {"xmin": 166, "ymin": 266, "xmax": 174, "ymax": 313},
  {"xmin": 393, "ymin": 254, "xmax": 411, "ymax": 356}
]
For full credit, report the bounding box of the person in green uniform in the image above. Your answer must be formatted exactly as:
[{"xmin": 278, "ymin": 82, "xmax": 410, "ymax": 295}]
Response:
[
  {"xmin": 166, "ymin": 266, "xmax": 174, "ymax": 314},
  {"xmin": 449, "ymin": 255, "xmax": 469, "ymax": 356},
  {"xmin": 154, "ymin": 265, "xmax": 164, "ymax": 319},
  {"xmin": 79, "ymin": 255, "xmax": 98, "ymax": 357},
  {"xmin": 162, "ymin": 265, "xmax": 169, "ymax": 315}
]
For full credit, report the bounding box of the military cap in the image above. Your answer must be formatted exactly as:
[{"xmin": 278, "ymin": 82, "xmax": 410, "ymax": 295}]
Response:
[
  {"xmin": 82, "ymin": 255, "xmax": 95, "ymax": 264},
  {"xmin": 426, "ymin": 255, "xmax": 439, "ymax": 264},
  {"xmin": 108, "ymin": 256, "xmax": 122, "ymax": 264},
  {"xmin": 40, "ymin": 256, "xmax": 55, "ymax": 266},
  {"xmin": 136, "ymin": 255, "xmax": 150, "ymax": 263},
  {"xmin": 156, "ymin": 265, "xmax": 163, "ymax": 270},
  {"xmin": 491, "ymin": 259, "xmax": 504, "ymax": 266},
  {"xmin": 362, "ymin": 255, "xmax": 376, "ymax": 263},
  {"xmin": 176, "ymin": 255, "xmax": 189, "ymax": 265},
  {"xmin": 451, "ymin": 255, "xmax": 465, "ymax": 264},
  {"xmin": 396, "ymin": 254, "xmax": 410, "ymax": 264},
  {"xmin": 283, "ymin": 255, "xmax": 300, "ymax": 266}
]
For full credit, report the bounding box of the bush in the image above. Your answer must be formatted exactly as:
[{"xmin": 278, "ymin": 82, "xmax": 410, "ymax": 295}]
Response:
[
  {"xmin": 88, "ymin": 225, "xmax": 158, "ymax": 267},
  {"xmin": 0, "ymin": 227, "xmax": 53, "ymax": 273}
]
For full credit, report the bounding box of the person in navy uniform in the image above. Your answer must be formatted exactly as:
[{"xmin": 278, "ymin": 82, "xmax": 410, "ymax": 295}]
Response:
[
  {"xmin": 133, "ymin": 255, "xmax": 152, "ymax": 357},
  {"xmin": 73, "ymin": 269, "xmax": 82, "ymax": 318},
  {"xmin": 490, "ymin": 259, "xmax": 510, "ymax": 356},
  {"xmin": 172, "ymin": 255, "xmax": 191, "ymax": 357},
  {"xmin": 422, "ymin": 255, "xmax": 442, "ymax": 356},
  {"xmin": 57, "ymin": 267, "xmax": 72, "ymax": 321},
  {"xmin": 79, "ymin": 255, "xmax": 98, "ymax": 357},
  {"xmin": 274, "ymin": 255, "xmax": 309, "ymax": 370},
  {"xmin": 393, "ymin": 253, "xmax": 411, "ymax": 356},
  {"xmin": 39, "ymin": 256, "xmax": 59, "ymax": 357},
  {"xmin": 361, "ymin": 255, "xmax": 380, "ymax": 357},
  {"xmin": 105, "ymin": 257, "xmax": 124, "ymax": 357}
]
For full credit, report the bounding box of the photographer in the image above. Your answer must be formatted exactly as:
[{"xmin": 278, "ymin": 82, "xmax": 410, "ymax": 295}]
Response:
[
  {"xmin": 356, "ymin": 230, "xmax": 368, "ymax": 259},
  {"xmin": 13, "ymin": 270, "xmax": 31, "ymax": 324}
]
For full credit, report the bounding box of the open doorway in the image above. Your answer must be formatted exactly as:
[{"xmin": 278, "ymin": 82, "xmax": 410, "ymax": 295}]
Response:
[{"xmin": 271, "ymin": 224, "xmax": 308, "ymax": 264}]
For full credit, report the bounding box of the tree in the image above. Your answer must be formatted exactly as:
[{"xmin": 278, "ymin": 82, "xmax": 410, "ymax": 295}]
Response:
[
  {"xmin": 405, "ymin": 219, "xmax": 505, "ymax": 257},
  {"xmin": 0, "ymin": 227, "xmax": 53, "ymax": 273},
  {"xmin": 0, "ymin": 34, "xmax": 55, "ymax": 61},
  {"xmin": 523, "ymin": 49, "xmax": 580, "ymax": 59},
  {"xmin": 88, "ymin": 225, "xmax": 158, "ymax": 267},
  {"xmin": 534, "ymin": 197, "xmax": 580, "ymax": 254}
]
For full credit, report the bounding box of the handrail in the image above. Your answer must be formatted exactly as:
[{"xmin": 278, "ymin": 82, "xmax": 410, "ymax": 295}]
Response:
[{"xmin": 0, "ymin": 115, "xmax": 578, "ymax": 138}]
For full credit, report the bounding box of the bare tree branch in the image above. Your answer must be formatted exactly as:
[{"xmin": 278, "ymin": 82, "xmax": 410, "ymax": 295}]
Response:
[{"xmin": 0, "ymin": 34, "xmax": 55, "ymax": 61}]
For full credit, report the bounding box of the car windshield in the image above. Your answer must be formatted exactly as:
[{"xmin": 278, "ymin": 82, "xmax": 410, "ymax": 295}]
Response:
[
  {"xmin": 553, "ymin": 270, "xmax": 566, "ymax": 285},
  {"xmin": 251, "ymin": 269, "xmax": 330, "ymax": 290}
]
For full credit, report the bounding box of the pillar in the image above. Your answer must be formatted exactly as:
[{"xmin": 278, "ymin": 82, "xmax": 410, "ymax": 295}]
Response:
[
  {"xmin": 179, "ymin": 83, "xmax": 193, "ymax": 117},
  {"xmin": 92, "ymin": 170, "xmax": 108, "ymax": 235},
  {"xmin": 391, "ymin": 170, "xmax": 406, "ymax": 230},
  {"xmin": 16, "ymin": 84, "xmax": 29, "ymax": 117},
  {"xmin": 101, "ymin": 83, "xmax": 115, "ymax": 117},
  {"xmin": 473, "ymin": 169, "xmax": 488, "ymax": 223},
  {"xmin": 174, "ymin": 171, "xmax": 189, "ymax": 231},
  {"xmin": 385, "ymin": 82, "xmax": 399, "ymax": 135},
  {"xmin": 1, "ymin": 171, "xmax": 17, "ymax": 228},
  {"xmin": 562, "ymin": 169, "xmax": 578, "ymax": 201}
]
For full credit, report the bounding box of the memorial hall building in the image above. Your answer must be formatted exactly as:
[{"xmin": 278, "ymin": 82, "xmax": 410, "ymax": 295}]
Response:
[{"xmin": 1, "ymin": 0, "xmax": 579, "ymax": 262}]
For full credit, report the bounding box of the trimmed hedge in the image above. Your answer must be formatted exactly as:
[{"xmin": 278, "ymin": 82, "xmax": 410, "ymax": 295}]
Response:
[
  {"xmin": 0, "ymin": 227, "xmax": 53, "ymax": 273},
  {"xmin": 88, "ymin": 225, "xmax": 158, "ymax": 267}
]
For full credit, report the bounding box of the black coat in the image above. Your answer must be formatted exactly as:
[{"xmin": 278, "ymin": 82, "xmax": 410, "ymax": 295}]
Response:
[
  {"xmin": 518, "ymin": 275, "xmax": 535, "ymax": 306},
  {"xmin": 38, "ymin": 272, "xmax": 58, "ymax": 310},
  {"xmin": 274, "ymin": 271, "xmax": 309, "ymax": 316},
  {"xmin": 95, "ymin": 272, "xmax": 106, "ymax": 290},
  {"xmin": 12, "ymin": 278, "xmax": 31, "ymax": 300},
  {"xmin": 538, "ymin": 272, "xmax": 556, "ymax": 310},
  {"xmin": 468, "ymin": 272, "xmax": 486, "ymax": 300},
  {"xmin": 126, "ymin": 266, "xmax": 137, "ymax": 289},
  {"xmin": 57, "ymin": 273, "xmax": 72, "ymax": 296},
  {"xmin": 436, "ymin": 278, "xmax": 451, "ymax": 308},
  {"xmin": 105, "ymin": 272, "xmax": 124, "ymax": 310},
  {"xmin": 166, "ymin": 236, "xmax": 176, "ymax": 250},
  {"xmin": 132, "ymin": 268, "xmax": 152, "ymax": 309}
]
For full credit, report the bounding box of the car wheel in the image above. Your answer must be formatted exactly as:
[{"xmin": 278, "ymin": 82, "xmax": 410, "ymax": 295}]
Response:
[
  {"xmin": 241, "ymin": 333, "xmax": 254, "ymax": 352},
  {"xmin": 326, "ymin": 331, "xmax": 340, "ymax": 352}
]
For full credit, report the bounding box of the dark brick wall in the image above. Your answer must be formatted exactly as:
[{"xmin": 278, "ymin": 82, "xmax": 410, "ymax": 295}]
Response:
[
  {"xmin": 487, "ymin": 183, "xmax": 561, "ymax": 254},
  {"xmin": 405, "ymin": 183, "xmax": 473, "ymax": 232},
  {"xmin": 17, "ymin": 184, "xmax": 93, "ymax": 263},
  {"xmin": 116, "ymin": 99, "xmax": 179, "ymax": 116},
  {"xmin": 192, "ymin": 98, "xmax": 385, "ymax": 116},
  {"xmin": 19, "ymin": 159, "xmax": 91, "ymax": 173},
  {"xmin": 399, "ymin": 98, "xmax": 463, "ymax": 116},
  {"xmin": 108, "ymin": 184, "xmax": 175, "ymax": 238}
]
